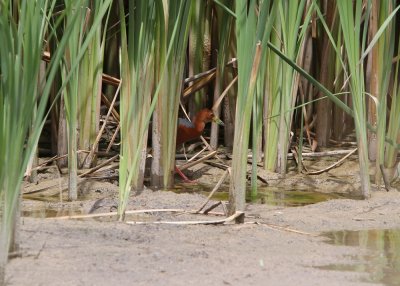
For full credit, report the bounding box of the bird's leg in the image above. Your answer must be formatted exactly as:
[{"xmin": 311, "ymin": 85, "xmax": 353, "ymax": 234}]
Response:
[
  {"xmin": 183, "ymin": 143, "xmax": 188, "ymax": 161},
  {"xmin": 174, "ymin": 165, "xmax": 196, "ymax": 183}
]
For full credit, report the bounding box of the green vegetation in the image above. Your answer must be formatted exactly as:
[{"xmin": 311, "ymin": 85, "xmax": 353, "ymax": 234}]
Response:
[{"xmin": 2, "ymin": 1, "xmax": 400, "ymax": 283}]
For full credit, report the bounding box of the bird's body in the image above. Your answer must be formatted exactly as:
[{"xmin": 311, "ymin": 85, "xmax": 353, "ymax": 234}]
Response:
[
  {"xmin": 176, "ymin": 118, "xmax": 195, "ymax": 145},
  {"xmin": 175, "ymin": 108, "xmax": 224, "ymax": 182},
  {"xmin": 176, "ymin": 109, "xmax": 220, "ymax": 146}
]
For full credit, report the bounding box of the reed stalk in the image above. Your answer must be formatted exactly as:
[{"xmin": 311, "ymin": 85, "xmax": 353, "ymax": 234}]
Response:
[
  {"xmin": 229, "ymin": 0, "xmax": 277, "ymax": 215},
  {"xmin": 315, "ymin": 0, "xmax": 336, "ymax": 147},
  {"xmin": 367, "ymin": 0, "xmax": 396, "ymax": 184},
  {"xmin": 276, "ymin": 0, "xmax": 312, "ymax": 175},
  {"xmin": 188, "ymin": 0, "xmax": 210, "ymax": 117},
  {"xmin": 210, "ymin": 0, "xmax": 234, "ymax": 149},
  {"xmin": 62, "ymin": 0, "xmax": 111, "ymax": 201},
  {"xmin": 0, "ymin": 0, "xmax": 110, "ymax": 281},
  {"xmin": 385, "ymin": 39, "xmax": 400, "ymax": 169},
  {"xmin": 62, "ymin": 0, "xmax": 87, "ymax": 201},
  {"xmin": 151, "ymin": 0, "xmax": 192, "ymax": 188},
  {"xmin": 119, "ymin": 1, "xmax": 192, "ymax": 217},
  {"xmin": 79, "ymin": 1, "xmax": 110, "ymax": 168},
  {"xmin": 263, "ymin": 18, "xmax": 282, "ymax": 171},
  {"xmin": 118, "ymin": 0, "xmax": 155, "ymax": 218},
  {"xmin": 0, "ymin": 1, "xmax": 59, "ymax": 280},
  {"xmin": 336, "ymin": 0, "xmax": 371, "ymax": 198},
  {"xmin": 263, "ymin": 1, "xmax": 312, "ymax": 174}
]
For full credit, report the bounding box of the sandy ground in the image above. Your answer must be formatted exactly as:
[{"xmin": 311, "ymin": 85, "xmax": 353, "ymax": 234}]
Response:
[{"xmin": 5, "ymin": 157, "xmax": 400, "ymax": 286}]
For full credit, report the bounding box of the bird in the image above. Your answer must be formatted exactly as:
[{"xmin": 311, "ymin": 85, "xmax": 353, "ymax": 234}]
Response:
[{"xmin": 175, "ymin": 108, "xmax": 224, "ymax": 182}]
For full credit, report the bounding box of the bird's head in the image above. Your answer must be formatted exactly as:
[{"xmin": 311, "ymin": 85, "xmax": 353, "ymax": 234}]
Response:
[{"xmin": 198, "ymin": 109, "xmax": 224, "ymax": 126}]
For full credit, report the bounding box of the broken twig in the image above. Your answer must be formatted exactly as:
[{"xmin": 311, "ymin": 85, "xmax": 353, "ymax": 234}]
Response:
[
  {"xmin": 195, "ymin": 168, "xmax": 230, "ymax": 213},
  {"xmin": 178, "ymin": 151, "xmax": 218, "ymax": 171},
  {"xmin": 126, "ymin": 211, "xmax": 244, "ymax": 225},
  {"xmin": 303, "ymin": 148, "xmax": 357, "ymax": 175},
  {"xmin": 253, "ymin": 222, "xmax": 317, "ymax": 236},
  {"xmin": 79, "ymin": 155, "xmax": 118, "ymax": 178}
]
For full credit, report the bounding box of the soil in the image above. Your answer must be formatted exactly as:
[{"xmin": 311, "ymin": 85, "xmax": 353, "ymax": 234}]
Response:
[{"xmin": 5, "ymin": 155, "xmax": 400, "ymax": 286}]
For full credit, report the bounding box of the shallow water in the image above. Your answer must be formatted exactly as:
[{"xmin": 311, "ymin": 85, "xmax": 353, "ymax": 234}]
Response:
[
  {"xmin": 22, "ymin": 184, "xmax": 348, "ymax": 219},
  {"xmin": 173, "ymin": 184, "xmax": 345, "ymax": 207},
  {"xmin": 320, "ymin": 229, "xmax": 400, "ymax": 285},
  {"xmin": 21, "ymin": 208, "xmax": 83, "ymax": 218},
  {"xmin": 22, "ymin": 190, "xmax": 107, "ymax": 218},
  {"xmin": 248, "ymin": 187, "xmax": 344, "ymax": 206},
  {"xmin": 22, "ymin": 193, "xmax": 85, "ymax": 218}
]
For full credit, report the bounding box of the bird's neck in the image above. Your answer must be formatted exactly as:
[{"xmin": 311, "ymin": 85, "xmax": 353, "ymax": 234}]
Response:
[{"xmin": 193, "ymin": 117, "xmax": 206, "ymax": 133}]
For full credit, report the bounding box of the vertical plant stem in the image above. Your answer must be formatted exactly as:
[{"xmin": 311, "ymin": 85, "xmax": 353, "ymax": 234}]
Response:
[
  {"xmin": 0, "ymin": 0, "xmax": 111, "ymax": 280},
  {"xmin": 229, "ymin": 0, "xmax": 277, "ymax": 215},
  {"xmin": 337, "ymin": 0, "xmax": 371, "ymax": 198},
  {"xmin": 150, "ymin": 0, "xmax": 192, "ymax": 189}
]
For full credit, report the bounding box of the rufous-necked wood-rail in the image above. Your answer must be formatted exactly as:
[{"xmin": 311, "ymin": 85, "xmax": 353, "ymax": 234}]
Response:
[{"xmin": 175, "ymin": 108, "xmax": 224, "ymax": 182}]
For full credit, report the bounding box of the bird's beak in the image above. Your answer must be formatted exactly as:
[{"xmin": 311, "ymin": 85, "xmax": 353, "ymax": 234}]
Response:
[{"xmin": 212, "ymin": 116, "xmax": 224, "ymax": 126}]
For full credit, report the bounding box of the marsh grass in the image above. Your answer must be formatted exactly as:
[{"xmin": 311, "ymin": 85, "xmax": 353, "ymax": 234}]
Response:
[
  {"xmin": 118, "ymin": 0, "xmax": 192, "ymax": 218},
  {"xmin": 229, "ymin": 0, "xmax": 277, "ymax": 214},
  {"xmin": 0, "ymin": 1, "xmax": 111, "ymax": 281}
]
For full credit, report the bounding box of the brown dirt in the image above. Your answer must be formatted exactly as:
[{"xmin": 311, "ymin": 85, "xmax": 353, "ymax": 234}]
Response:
[{"xmin": 5, "ymin": 157, "xmax": 400, "ymax": 286}]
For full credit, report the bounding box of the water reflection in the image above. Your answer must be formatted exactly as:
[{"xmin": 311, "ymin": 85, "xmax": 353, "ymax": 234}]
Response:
[
  {"xmin": 173, "ymin": 185, "xmax": 342, "ymax": 207},
  {"xmin": 21, "ymin": 207, "xmax": 83, "ymax": 218},
  {"xmin": 249, "ymin": 188, "xmax": 341, "ymax": 206},
  {"xmin": 321, "ymin": 229, "xmax": 400, "ymax": 285}
]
